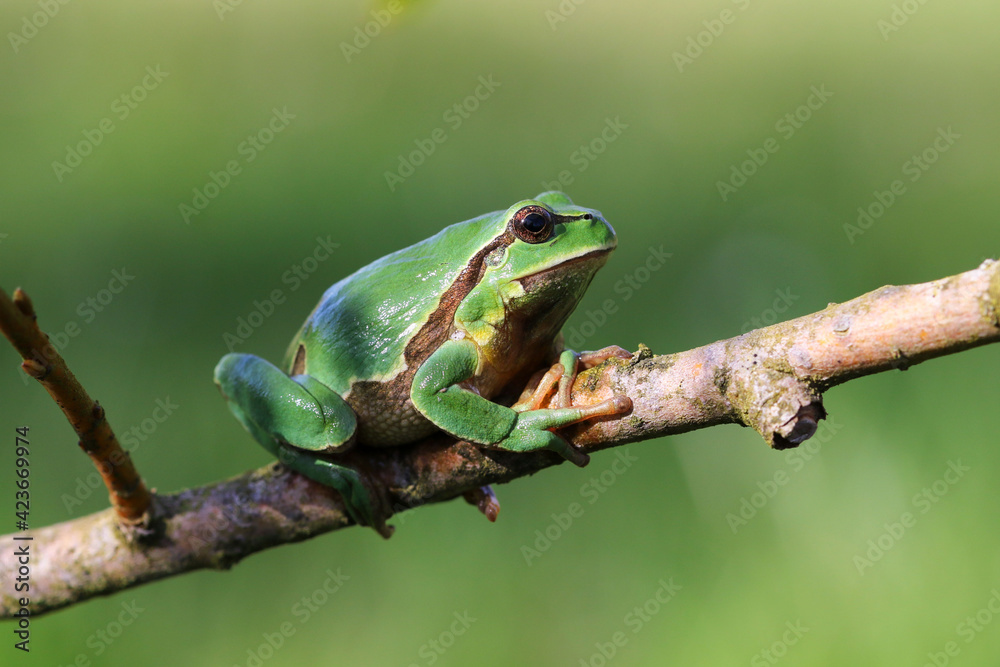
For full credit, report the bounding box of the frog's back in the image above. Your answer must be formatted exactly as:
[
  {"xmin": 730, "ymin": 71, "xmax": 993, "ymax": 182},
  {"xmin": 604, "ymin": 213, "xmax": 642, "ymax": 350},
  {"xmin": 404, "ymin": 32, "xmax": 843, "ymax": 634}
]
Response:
[{"xmin": 287, "ymin": 212, "xmax": 502, "ymax": 395}]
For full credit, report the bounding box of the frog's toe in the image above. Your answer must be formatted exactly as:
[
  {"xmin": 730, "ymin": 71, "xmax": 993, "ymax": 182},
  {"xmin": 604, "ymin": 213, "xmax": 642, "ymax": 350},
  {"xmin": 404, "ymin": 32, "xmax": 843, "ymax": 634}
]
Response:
[{"xmin": 579, "ymin": 345, "xmax": 633, "ymax": 368}]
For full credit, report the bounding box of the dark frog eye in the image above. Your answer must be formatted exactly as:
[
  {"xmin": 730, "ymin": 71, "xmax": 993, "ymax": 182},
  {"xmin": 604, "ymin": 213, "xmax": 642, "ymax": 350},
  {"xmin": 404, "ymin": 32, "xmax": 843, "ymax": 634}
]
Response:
[{"xmin": 511, "ymin": 205, "xmax": 554, "ymax": 244}]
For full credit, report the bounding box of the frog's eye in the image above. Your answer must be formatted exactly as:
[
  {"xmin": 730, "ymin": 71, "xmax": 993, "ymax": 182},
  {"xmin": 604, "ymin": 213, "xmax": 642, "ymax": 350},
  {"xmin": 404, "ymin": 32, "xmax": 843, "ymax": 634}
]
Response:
[{"xmin": 511, "ymin": 205, "xmax": 553, "ymax": 244}]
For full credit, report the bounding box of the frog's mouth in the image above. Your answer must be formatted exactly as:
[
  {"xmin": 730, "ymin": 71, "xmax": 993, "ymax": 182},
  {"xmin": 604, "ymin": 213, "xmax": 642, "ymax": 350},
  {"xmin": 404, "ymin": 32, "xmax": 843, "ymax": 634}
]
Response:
[
  {"xmin": 516, "ymin": 248, "xmax": 612, "ymax": 292},
  {"xmin": 505, "ymin": 248, "xmax": 612, "ymax": 343}
]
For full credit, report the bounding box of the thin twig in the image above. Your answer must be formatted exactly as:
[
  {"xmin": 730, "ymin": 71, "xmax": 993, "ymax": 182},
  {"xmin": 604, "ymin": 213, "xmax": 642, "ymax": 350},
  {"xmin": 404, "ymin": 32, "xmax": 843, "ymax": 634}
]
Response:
[
  {"xmin": 1, "ymin": 259, "xmax": 998, "ymax": 618},
  {"xmin": 0, "ymin": 287, "xmax": 151, "ymax": 526}
]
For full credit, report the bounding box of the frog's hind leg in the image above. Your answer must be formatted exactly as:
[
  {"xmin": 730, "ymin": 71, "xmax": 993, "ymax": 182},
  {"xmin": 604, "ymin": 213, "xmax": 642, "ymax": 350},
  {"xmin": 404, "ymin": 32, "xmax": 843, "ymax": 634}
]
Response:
[
  {"xmin": 214, "ymin": 353, "xmax": 356, "ymax": 453},
  {"xmin": 214, "ymin": 353, "xmax": 390, "ymax": 537}
]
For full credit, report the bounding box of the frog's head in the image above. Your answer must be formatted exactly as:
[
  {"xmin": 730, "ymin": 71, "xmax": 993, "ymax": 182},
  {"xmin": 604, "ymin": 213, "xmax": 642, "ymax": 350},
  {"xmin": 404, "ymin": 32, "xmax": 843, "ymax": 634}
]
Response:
[
  {"xmin": 496, "ymin": 190, "xmax": 616, "ymax": 292},
  {"xmin": 458, "ymin": 191, "xmax": 617, "ymax": 350}
]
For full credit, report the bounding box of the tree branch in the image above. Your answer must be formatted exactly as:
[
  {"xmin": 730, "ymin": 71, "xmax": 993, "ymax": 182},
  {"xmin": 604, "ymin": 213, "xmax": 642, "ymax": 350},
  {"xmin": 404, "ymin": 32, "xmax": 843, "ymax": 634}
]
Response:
[
  {"xmin": 0, "ymin": 287, "xmax": 151, "ymax": 526},
  {"xmin": 2, "ymin": 259, "xmax": 998, "ymax": 618}
]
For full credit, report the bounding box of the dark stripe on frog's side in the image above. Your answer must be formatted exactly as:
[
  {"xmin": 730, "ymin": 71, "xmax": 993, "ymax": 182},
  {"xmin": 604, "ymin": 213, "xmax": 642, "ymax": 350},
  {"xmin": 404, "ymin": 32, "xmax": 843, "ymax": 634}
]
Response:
[
  {"xmin": 341, "ymin": 229, "xmax": 517, "ymax": 445},
  {"xmin": 395, "ymin": 211, "xmax": 600, "ymax": 374},
  {"xmin": 398, "ymin": 211, "xmax": 597, "ymax": 373},
  {"xmin": 290, "ymin": 230, "xmax": 513, "ymax": 385},
  {"xmin": 402, "ymin": 229, "xmax": 517, "ymax": 369}
]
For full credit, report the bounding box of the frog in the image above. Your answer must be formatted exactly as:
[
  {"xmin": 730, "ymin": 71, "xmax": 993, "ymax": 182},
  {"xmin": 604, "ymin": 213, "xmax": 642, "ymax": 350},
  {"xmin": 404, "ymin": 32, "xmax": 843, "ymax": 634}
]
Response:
[{"xmin": 214, "ymin": 191, "xmax": 633, "ymax": 537}]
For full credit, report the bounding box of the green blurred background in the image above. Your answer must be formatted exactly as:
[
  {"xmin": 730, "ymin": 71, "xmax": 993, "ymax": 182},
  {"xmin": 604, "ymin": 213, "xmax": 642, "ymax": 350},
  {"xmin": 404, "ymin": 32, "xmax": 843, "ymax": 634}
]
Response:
[{"xmin": 3, "ymin": 0, "xmax": 1000, "ymax": 664}]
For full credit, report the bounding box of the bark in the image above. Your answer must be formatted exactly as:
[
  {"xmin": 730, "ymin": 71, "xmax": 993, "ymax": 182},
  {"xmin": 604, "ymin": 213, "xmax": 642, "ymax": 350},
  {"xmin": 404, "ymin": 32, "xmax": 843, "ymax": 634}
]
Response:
[
  {"xmin": 1, "ymin": 258, "xmax": 998, "ymax": 618},
  {"xmin": 0, "ymin": 288, "xmax": 150, "ymax": 525}
]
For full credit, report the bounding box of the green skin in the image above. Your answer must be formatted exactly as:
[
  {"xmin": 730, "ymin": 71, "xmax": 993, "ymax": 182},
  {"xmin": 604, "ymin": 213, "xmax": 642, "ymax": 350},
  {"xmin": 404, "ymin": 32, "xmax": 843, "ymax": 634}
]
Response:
[{"xmin": 215, "ymin": 192, "xmax": 631, "ymax": 536}]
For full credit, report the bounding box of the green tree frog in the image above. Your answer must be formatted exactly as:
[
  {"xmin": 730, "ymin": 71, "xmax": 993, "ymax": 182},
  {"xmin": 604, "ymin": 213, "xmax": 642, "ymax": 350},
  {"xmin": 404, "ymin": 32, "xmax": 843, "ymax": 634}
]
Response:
[{"xmin": 214, "ymin": 192, "xmax": 632, "ymax": 536}]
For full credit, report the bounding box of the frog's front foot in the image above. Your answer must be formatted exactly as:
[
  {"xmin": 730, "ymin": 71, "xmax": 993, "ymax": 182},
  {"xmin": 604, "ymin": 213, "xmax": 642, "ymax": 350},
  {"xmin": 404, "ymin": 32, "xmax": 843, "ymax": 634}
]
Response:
[
  {"xmin": 514, "ymin": 345, "xmax": 633, "ymax": 411},
  {"xmin": 507, "ymin": 346, "xmax": 633, "ymax": 465},
  {"xmin": 505, "ymin": 395, "xmax": 633, "ymax": 466}
]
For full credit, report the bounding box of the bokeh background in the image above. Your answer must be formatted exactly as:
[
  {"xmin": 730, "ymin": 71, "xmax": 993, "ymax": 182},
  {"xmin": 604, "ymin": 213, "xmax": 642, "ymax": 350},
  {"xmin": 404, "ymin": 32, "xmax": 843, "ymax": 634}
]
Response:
[{"xmin": 3, "ymin": 0, "xmax": 1000, "ymax": 664}]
